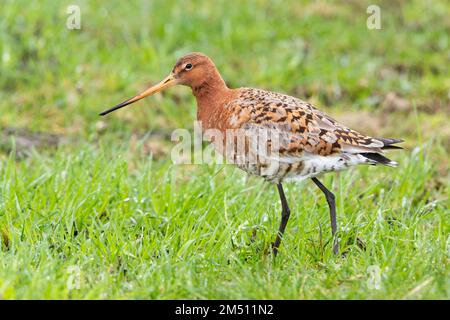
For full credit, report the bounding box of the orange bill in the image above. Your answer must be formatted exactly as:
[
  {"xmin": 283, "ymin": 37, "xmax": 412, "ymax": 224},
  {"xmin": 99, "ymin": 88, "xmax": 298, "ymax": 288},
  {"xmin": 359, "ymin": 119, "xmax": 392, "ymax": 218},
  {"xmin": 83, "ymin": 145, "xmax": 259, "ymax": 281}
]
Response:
[{"xmin": 99, "ymin": 73, "xmax": 177, "ymax": 116}]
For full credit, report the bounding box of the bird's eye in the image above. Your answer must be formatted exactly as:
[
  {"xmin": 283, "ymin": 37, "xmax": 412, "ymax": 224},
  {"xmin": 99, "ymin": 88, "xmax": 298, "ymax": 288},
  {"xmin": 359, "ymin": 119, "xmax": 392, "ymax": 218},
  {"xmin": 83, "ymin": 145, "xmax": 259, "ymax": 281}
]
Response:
[{"xmin": 185, "ymin": 63, "xmax": 193, "ymax": 70}]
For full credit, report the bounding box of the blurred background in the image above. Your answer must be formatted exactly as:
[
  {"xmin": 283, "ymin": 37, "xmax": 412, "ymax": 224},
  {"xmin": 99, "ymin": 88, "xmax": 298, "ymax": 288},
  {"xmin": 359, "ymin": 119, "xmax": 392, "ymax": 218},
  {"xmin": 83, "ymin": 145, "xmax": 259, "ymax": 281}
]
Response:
[{"xmin": 0, "ymin": 0, "xmax": 448, "ymax": 299}]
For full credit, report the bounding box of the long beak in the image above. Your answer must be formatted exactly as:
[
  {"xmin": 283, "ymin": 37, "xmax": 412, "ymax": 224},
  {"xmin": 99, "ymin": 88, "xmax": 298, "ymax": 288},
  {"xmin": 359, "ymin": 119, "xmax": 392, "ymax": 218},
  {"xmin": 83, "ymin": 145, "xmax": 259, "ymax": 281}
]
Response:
[{"xmin": 99, "ymin": 73, "xmax": 177, "ymax": 116}]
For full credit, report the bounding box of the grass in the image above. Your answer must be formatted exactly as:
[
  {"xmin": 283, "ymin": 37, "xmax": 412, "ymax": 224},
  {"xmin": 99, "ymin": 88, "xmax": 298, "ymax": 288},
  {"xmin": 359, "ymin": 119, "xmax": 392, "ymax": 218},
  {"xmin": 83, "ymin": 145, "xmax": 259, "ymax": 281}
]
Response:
[{"xmin": 0, "ymin": 0, "xmax": 449, "ymax": 299}]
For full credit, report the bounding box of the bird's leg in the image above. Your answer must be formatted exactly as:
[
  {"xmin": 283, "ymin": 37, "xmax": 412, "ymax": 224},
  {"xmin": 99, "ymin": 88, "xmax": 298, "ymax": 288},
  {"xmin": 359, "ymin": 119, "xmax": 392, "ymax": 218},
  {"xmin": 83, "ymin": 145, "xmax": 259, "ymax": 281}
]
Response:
[
  {"xmin": 311, "ymin": 177, "xmax": 339, "ymax": 255},
  {"xmin": 272, "ymin": 183, "xmax": 291, "ymax": 257}
]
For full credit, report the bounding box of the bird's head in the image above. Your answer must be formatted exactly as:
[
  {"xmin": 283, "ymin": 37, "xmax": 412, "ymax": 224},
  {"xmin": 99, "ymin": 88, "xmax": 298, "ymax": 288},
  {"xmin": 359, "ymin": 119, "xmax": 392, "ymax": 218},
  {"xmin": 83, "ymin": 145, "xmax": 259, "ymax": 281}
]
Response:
[{"xmin": 100, "ymin": 52, "xmax": 220, "ymax": 116}]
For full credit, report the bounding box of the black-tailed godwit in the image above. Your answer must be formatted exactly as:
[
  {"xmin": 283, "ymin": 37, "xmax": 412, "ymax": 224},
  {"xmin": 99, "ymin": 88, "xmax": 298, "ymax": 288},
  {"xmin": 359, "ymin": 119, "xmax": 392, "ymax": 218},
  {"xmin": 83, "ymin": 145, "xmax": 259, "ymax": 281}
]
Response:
[{"xmin": 100, "ymin": 52, "xmax": 403, "ymax": 256}]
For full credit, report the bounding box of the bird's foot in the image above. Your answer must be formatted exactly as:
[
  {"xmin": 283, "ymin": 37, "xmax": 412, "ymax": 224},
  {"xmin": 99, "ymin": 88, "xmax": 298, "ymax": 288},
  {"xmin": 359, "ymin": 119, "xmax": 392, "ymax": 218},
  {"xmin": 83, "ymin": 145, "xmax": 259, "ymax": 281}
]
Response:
[
  {"xmin": 332, "ymin": 237, "xmax": 339, "ymax": 255},
  {"xmin": 271, "ymin": 241, "xmax": 280, "ymax": 257}
]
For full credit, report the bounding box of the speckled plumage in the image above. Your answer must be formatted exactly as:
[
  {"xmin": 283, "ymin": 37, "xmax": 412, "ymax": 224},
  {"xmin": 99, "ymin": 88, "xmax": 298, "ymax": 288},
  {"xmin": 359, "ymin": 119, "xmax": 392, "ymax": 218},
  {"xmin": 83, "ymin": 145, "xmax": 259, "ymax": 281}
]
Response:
[
  {"xmin": 101, "ymin": 52, "xmax": 403, "ymax": 256},
  {"xmin": 204, "ymin": 87, "xmax": 402, "ymax": 183}
]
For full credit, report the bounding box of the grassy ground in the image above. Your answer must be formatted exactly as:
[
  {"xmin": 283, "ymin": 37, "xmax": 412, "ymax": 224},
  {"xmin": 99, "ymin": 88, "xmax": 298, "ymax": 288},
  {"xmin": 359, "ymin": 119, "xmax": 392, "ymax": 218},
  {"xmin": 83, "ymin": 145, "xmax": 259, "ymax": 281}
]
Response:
[{"xmin": 0, "ymin": 0, "xmax": 448, "ymax": 299}]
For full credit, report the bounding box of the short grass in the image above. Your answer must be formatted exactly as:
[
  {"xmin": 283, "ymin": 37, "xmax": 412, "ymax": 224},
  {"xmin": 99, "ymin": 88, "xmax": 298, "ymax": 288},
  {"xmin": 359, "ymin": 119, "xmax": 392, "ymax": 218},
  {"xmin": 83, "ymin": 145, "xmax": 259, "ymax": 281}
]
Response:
[{"xmin": 0, "ymin": 0, "xmax": 449, "ymax": 299}]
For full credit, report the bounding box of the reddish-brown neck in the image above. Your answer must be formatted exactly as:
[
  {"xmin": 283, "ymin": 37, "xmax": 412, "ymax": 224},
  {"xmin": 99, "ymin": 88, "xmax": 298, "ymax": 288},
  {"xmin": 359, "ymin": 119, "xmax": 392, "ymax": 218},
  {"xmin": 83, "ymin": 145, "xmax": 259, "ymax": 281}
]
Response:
[
  {"xmin": 191, "ymin": 66, "xmax": 228, "ymax": 100},
  {"xmin": 192, "ymin": 69, "xmax": 237, "ymax": 131}
]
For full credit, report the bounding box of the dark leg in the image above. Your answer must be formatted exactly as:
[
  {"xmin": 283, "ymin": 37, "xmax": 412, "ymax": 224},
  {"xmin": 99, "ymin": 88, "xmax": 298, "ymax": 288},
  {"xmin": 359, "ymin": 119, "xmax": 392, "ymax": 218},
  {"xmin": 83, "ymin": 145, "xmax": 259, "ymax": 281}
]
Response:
[
  {"xmin": 272, "ymin": 183, "xmax": 291, "ymax": 257},
  {"xmin": 311, "ymin": 177, "xmax": 339, "ymax": 255}
]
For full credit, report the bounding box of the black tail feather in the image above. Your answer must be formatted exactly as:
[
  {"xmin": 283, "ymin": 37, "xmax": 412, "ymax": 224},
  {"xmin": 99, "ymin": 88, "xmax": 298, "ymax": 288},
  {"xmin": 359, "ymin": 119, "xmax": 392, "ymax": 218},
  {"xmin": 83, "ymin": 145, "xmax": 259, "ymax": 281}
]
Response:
[
  {"xmin": 361, "ymin": 138, "xmax": 403, "ymax": 166},
  {"xmin": 378, "ymin": 138, "xmax": 404, "ymax": 150},
  {"xmin": 360, "ymin": 152, "xmax": 397, "ymax": 166},
  {"xmin": 382, "ymin": 145, "xmax": 403, "ymax": 150}
]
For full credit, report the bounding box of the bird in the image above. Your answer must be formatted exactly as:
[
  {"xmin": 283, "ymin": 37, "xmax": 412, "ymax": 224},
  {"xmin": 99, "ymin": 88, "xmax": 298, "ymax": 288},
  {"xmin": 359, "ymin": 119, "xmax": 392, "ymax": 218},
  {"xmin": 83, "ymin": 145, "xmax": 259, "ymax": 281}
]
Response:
[{"xmin": 100, "ymin": 52, "xmax": 403, "ymax": 256}]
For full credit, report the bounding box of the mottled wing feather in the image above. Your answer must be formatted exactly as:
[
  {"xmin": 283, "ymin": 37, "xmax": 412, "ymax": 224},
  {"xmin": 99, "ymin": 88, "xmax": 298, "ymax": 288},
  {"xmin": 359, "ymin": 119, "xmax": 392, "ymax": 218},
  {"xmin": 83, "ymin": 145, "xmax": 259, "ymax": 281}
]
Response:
[{"xmin": 227, "ymin": 88, "xmax": 384, "ymax": 157}]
